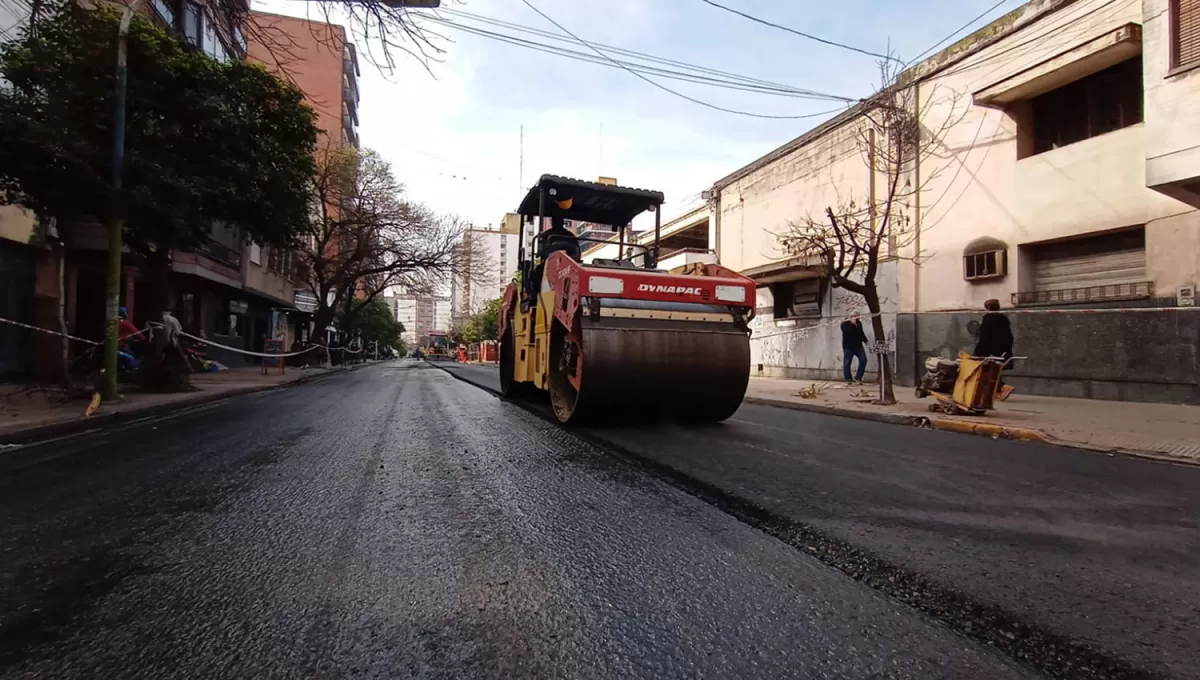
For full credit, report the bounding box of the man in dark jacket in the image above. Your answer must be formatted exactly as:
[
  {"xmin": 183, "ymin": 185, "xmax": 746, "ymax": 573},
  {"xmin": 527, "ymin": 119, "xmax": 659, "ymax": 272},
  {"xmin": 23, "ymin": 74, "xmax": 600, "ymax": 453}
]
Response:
[
  {"xmin": 973, "ymin": 299, "xmax": 1013, "ymax": 359},
  {"xmin": 840, "ymin": 315, "xmax": 869, "ymax": 385},
  {"xmin": 973, "ymin": 299, "xmax": 1015, "ymax": 399}
]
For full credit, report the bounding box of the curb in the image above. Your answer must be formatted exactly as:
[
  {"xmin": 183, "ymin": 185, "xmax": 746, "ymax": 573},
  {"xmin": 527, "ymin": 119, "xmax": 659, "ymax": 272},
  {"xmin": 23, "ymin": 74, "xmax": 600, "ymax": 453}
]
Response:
[
  {"xmin": 742, "ymin": 397, "xmax": 924, "ymax": 427},
  {"xmin": 746, "ymin": 396, "xmax": 1049, "ymax": 443},
  {"xmin": 0, "ymin": 363, "xmax": 370, "ymax": 447}
]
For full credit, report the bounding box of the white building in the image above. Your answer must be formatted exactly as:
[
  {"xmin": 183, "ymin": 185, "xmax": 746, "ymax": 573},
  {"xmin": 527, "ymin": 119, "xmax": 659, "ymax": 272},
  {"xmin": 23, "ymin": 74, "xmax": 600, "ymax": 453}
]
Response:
[
  {"xmin": 395, "ymin": 296, "xmax": 419, "ymax": 346},
  {"xmin": 708, "ymin": 0, "xmax": 1200, "ymax": 403},
  {"xmin": 452, "ymin": 216, "xmax": 522, "ymax": 320},
  {"xmin": 432, "ymin": 297, "xmax": 452, "ymax": 334}
]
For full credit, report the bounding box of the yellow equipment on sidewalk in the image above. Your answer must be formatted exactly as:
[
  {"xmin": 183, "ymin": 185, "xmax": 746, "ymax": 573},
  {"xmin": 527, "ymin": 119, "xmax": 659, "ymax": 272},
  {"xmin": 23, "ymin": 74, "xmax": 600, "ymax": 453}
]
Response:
[{"xmin": 916, "ymin": 353, "xmax": 1023, "ymax": 416}]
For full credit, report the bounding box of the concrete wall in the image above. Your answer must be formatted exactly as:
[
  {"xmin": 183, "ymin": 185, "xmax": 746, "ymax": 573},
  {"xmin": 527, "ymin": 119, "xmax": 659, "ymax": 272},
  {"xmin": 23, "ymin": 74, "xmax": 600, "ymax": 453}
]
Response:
[
  {"xmin": 715, "ymin": 121, "xmax": 866, "ymax": 274},
  {"xmin": 242, "ymin": 247, "xmax": 295, "ymax": 307},
  {"xmin": 896, "ymin": 303, "xmax": 1200, "ymax": 404},
  {"xmin": 1143, "ymin": 0, "xmax": 1200, "ymax": 197},
  {"xmin": 750, "ymin": 262, "xmax": 899, "ymax": 382}
]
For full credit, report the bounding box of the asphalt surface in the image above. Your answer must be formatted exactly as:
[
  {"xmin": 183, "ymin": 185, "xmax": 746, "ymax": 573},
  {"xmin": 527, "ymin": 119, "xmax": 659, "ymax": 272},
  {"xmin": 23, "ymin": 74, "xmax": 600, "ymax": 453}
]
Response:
[
  {"xmin": 441, "ymin": 361, "xmax": 1200, "ymax": 680},
  {"xmin": 0, "ymin": 360, "xmax": 1035, "ymax": 679}
]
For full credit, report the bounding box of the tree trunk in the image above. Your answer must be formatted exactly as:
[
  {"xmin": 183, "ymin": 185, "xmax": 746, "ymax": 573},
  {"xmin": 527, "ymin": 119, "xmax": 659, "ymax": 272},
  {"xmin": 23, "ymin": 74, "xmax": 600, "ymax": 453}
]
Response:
[{"xmin": 864, "ymin": 284, "xmax": 896, "ymax": 405}]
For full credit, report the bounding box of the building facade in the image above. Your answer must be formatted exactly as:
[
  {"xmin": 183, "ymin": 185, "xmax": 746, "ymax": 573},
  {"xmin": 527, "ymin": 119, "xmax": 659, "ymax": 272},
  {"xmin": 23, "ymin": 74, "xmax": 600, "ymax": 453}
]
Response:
[
  {"xmin": 710, "ymin": 0, "xmax": 1200, "ymax": 403},
  {"xmin": 451, "ymin": 219, "xmax": 520, "ymax": 321}
]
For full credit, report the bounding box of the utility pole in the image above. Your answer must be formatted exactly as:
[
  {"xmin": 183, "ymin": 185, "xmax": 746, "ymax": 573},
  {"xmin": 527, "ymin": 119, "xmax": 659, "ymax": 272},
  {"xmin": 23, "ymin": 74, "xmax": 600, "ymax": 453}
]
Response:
[{"xmin": 102, "ymin": 0, "xmax": 144, "ymax": 400}]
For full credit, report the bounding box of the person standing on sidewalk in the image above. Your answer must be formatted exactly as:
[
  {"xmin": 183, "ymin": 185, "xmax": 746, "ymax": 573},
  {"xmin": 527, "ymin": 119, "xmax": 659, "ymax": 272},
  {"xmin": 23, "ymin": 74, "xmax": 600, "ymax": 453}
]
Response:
[{"xmin": 840, "ymin": 315, "xmax": 870, "ymax": 385}]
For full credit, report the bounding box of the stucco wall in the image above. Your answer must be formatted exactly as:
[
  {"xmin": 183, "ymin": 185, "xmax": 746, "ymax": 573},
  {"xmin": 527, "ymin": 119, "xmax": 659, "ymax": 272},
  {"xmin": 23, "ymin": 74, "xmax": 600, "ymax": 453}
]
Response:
[
  {"xmin": 906, "ymin": 0, "xmax": 1200, "ymax": 313},
  {"xmin": 749, "ymin": 262, "xmax": 899, "ymax": 382},
  {"xmin": 1143, "ymin": 0, "xmax": 1200, "ymax": 190},
  {"xmin": 715, "ymin": 121, "xmax": 867, "ymax": 274}
]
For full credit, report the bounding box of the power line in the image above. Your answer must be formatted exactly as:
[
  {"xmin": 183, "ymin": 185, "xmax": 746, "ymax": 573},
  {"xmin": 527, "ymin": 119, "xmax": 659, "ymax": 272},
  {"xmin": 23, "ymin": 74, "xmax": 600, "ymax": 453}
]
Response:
[
  {"xmin": 435, "ymin": 7, "xmax": 824, "ymax": 96},
  {"xmin": 515, "ymin": 0, "xmax": 850, "ymax": 120},
  {"xmin": 420, "ymin": 16, "xmax": 851, "ymax": 102},
  {"xmin": 696, "ymin": 0, "xmax": 895, "ymax": 61}
]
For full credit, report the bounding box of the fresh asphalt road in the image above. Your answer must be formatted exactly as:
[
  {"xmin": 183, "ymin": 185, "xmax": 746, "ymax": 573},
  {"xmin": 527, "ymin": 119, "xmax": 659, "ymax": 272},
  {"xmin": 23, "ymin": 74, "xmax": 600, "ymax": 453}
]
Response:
[
  {"xmin": 441, "ymin": 361, "xmax": 1200, "ymax": 680},
  {"xmin": 0, "ymin": 361, "xmax": 1034, "ymax": 680}
]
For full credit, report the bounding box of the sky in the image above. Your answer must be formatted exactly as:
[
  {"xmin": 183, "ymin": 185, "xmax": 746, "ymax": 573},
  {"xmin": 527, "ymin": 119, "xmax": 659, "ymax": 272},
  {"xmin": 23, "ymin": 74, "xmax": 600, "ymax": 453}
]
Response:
[{"xmin": 253, "ymin": 0, "xmax": 1026, "ymax": 232}]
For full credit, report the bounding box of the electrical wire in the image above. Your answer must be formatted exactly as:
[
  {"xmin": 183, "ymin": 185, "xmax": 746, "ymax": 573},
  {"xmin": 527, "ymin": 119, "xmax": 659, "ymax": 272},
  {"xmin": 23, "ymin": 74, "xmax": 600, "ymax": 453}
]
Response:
[
  {"xmin": 514, "ymin": 0, "xmax": 851, "ymax": 120},
  {"xmin": 419, "ymin": 16, "xmax": 853, "ymax": 102},
  {"xmin": 696, "ymin": 0, "xmax": 895, "ymax": 61},
  {"xmin": 434, "ymin": 7, "xmax": 819, "ymax": 96}
]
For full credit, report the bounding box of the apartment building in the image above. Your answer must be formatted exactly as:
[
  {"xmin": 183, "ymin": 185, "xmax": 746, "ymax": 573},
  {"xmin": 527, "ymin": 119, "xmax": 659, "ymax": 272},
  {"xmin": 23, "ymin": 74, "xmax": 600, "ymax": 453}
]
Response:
[
  {"xmin": 451, "ymin": 219, "xmax": 520, "ymax": 320},
  {"xmin": 395, "ymin": 293, "xmax": 451, "ymax": 346},
  {"xmin": 246, "ymin": 12, "xmax": 363, "ymax": 348},
  {"xmin": 709, "ymin": 0, "xmax": 1200, "ymax": 403}
]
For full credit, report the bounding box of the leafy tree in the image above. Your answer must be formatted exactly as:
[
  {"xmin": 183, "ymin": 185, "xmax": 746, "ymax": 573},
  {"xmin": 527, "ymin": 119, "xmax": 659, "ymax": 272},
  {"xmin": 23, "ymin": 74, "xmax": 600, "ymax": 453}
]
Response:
[
  {"xmin": 337, "ymin": 297, "xmax": 402, "ymax": 350},
  {"xmin": 0, "ymin": 3, "xmax": 318, "ymax": 390},
  {"xmin": 472, "ymin": 298, "xmax": 501, "ymax": 343}
]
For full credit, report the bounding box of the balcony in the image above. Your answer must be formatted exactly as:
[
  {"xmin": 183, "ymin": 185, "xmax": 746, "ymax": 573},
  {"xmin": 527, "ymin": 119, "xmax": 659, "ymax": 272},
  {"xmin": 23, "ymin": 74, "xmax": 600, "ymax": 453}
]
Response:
[
  {"xmin": 343, "ymin": 43, "xmax": 359, "ymax": 78},
  {"xmin": 196, "ymin": 238, "xmax": 242, "ymax": 269},
  {"xmin": 343, "ymin": 75, "xmax": 359, "ymax": 106}
]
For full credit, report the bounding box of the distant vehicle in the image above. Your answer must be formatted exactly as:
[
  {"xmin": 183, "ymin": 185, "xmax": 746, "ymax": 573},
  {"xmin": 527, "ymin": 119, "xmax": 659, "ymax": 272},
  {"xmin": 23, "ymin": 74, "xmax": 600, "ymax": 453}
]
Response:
[{"xmin": 424, "ymin": 332, "xmax": 451, "ymax": 361}]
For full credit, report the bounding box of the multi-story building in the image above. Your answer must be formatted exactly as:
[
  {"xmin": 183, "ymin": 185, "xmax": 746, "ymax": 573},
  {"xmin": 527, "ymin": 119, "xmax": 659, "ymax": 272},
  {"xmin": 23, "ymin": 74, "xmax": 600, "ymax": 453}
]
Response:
[
  {"xmin": 395, "ymin": 293, "xmax": 452, "ymax": 346},
  {"xmin": 395, "ymin": 295, "xmax": 419, "ymax": 347},
  {"xmin": 246, "ymin": 12, "xmax": 363, "ymax": 349},
  {"xmin": 451, "ymin": 220, "xmax": 520, "ymax": 320},
  {"xmin": 708, "ymin": 0, "xmax": 1200, "ymax": 404}
]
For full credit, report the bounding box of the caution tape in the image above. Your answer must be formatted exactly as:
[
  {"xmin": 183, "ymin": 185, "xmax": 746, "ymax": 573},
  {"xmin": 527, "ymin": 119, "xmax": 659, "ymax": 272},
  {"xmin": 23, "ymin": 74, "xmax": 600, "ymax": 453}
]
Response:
[
  {"xmin": 0, "ymin": 315, "xmax": 102, "ymax": 345},
  {"xmin": 176, "ymin": 330, "xmax": 324, "ymax": 359}
]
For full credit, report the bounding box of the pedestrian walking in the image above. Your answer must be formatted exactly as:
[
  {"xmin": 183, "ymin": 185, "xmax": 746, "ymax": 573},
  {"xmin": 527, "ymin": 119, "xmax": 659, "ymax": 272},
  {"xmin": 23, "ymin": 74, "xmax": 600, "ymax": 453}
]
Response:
[
  {"xmin": 840, "ymin": 315, "xmax": 869, "ymax": 385},
  {"xmin": 973, "ymin": 298, "xmax": 1015, "ymax": 400}
]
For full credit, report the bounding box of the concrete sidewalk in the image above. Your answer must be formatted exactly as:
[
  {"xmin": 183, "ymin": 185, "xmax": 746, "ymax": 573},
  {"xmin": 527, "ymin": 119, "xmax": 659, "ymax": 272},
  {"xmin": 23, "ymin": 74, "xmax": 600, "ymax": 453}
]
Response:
[
  {"xmin": 746, "ymin": 376, "xmax": 1200, "ymax": 463},
  {"xmin": 0, "ymin": 364, "xmax": 355, "ymax": 445}
]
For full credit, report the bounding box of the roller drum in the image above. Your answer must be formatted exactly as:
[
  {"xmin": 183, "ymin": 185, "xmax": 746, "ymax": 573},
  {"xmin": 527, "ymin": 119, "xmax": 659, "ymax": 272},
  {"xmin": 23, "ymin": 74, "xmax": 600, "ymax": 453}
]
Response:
[{"xmin": 552, "ymin": 316, "xmax": 750, "ymax": 425}]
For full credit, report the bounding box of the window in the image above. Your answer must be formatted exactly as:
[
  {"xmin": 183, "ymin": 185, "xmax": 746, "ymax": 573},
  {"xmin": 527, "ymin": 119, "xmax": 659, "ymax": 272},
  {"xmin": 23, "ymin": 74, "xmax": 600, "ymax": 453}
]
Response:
[
  {"xmin": 233, "ymin": 26, "xmax": 248, "ymax": 56},
  {"xmin": 1172, "ymin": 0, "xmax": 1200, "ymax": 70},
  {"xmin": 202, "ymin": 12, "xmax": 225, "ymax": 61},
  {"xmin": 1030, "ymin": 57, "xmax": 1143, "ymax": 155},
  {"xmin": 770, "ymin": 279, "xmax": 821, "ymax": 319},
  {"xmin": 249, "ymin": 243, "xmax": 261, "ymax": 265},
  {"xmin": 182, "ymin": 2, "xmax": 201, "ymax": 46},
  {"xmin": 964, "ymin": 250, "xmax": 1006, "ymax": 281},
  {"xmin": 151, "ymin": 0, "xmax": 175, "ymax": 26}
]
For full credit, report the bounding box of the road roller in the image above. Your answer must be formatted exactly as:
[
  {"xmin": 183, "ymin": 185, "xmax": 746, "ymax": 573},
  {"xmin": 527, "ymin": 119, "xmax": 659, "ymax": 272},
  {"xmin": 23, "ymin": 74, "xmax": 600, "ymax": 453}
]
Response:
[{"xmin": 498, "ymin": 175, "xmax": 756, "ymax": 425}]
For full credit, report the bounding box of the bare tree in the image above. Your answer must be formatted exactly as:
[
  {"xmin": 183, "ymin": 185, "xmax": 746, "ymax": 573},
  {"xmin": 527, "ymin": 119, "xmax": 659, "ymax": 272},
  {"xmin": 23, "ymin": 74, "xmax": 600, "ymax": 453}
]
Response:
[
  {"xmin": 295, "ymin": 144, "xmax": 470, "ymax": 342},
  {"xmin": 779, "ymin": 63, "xmax": 963, "ymax": 404}
]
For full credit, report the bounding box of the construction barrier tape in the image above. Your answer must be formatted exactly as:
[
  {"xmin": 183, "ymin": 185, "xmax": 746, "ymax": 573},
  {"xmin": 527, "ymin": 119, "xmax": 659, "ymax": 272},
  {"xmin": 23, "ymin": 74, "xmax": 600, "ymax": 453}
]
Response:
[
  {"xmin": 0, "ymin": 315, "xmax": 102, "ymax": 345},
  {"xmin": 176, "ymin": 331, "xmax": 325, "ymax": 359}
]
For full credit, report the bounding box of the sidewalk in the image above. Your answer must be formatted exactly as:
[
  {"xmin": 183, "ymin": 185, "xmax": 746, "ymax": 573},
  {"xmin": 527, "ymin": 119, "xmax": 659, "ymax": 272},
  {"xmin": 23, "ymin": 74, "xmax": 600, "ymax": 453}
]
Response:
[
  {"xmin": 0, "ymin": 365, "xmax": 347, "ymax": 445},
  {"xmin": 746, "ymin": 377, "xmax": 1200, "ymax": 463}
]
